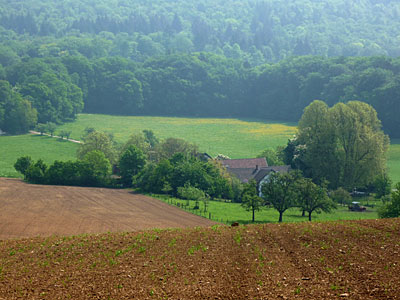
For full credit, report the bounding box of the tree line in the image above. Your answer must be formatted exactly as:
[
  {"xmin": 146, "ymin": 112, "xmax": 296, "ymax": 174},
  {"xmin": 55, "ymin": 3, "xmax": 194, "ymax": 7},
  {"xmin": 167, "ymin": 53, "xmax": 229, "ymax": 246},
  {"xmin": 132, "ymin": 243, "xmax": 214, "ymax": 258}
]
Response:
[
  {"xmin": 14, "ymin": 100, "xmax": 400, "ymax": 220},
  {"xmin": 2, "ymin": 54, "xmax": 400, "ymax": 137},
  {"xmin": 1, "ymin": 0, "xmax": 399, "ymax": 63}
]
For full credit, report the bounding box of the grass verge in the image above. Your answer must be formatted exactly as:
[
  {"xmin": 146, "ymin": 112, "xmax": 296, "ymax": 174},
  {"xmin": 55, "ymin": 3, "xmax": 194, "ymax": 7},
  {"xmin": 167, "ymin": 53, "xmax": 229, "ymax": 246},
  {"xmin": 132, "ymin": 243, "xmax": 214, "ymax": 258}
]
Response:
[{"xmin": 151, "ymin": 194, "xmax": 380, "ymax": 224}]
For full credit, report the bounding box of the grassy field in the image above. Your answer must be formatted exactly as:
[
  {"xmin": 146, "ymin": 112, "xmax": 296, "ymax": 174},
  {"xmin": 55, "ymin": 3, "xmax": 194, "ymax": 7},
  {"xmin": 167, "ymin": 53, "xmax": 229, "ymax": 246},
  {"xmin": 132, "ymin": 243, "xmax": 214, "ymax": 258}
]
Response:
[
  {"xmin": 388, "ymin": 139, "xmax": 400, "ymax": 184},
  {"xmin": 56, "ymin": 114, "xmax": 400, "ymax": 182},
  {"xmin": 152, "ymin": 194, "xmax": 380, "ymax": 224},
  {"xmin": 1, "ymin": 114, "xmax": 399, "ymax": 183},
  {"xmin": 56, "ymin": 114, "xmax": 297, "ymax": 158},
  {"xmin": 0, "ymin": 135, "xmax": 79, "ymax": 178}
]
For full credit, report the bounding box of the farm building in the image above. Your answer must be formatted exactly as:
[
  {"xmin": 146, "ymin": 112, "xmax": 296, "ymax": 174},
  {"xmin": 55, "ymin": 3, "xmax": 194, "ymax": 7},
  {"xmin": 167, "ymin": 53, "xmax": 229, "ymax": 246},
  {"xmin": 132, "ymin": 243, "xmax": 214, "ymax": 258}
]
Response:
[{"xmin": 220, "ymin": 158, "xmax": 290, "ymax": 196}]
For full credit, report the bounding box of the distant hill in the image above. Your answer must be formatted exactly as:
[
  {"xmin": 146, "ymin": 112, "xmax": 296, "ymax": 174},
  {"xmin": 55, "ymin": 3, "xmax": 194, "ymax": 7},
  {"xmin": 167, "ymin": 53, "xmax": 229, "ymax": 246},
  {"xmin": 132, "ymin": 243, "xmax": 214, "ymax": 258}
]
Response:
[
  {"xmin": 1, "ymin": 0, "xmax": 400, "ymax": 137},
  {"xmin": 1, "ymin": 0, "xmax": 400, "ymax": 63}
]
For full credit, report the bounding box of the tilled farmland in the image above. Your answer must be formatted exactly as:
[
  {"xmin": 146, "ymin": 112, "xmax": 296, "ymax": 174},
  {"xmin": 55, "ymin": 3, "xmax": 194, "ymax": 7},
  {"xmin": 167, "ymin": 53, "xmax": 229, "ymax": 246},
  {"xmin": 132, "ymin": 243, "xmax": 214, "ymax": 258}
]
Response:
[
  {"xmin": 0, "ymin": 178, "xmax": 216, "ymax": 239},
  {"xmin": 0, "ymin": 218, "xmax": 399, "ymax": 299}
]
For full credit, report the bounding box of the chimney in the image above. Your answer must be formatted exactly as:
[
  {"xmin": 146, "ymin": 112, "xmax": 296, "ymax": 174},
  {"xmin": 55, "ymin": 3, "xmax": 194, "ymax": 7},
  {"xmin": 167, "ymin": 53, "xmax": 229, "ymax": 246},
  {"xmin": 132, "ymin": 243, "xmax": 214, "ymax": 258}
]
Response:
[{"xmin": 253, "ymin": 165, "xmax": 259, "ymax": 174}]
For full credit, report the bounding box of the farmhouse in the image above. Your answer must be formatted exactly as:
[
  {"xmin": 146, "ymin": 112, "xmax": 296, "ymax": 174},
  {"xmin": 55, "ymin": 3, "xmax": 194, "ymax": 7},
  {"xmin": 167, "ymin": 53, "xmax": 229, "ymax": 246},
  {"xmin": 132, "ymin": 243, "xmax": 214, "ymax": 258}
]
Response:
[{"xmin": 220, "ymin": 158, "xmax": 290, "ymax": 196}]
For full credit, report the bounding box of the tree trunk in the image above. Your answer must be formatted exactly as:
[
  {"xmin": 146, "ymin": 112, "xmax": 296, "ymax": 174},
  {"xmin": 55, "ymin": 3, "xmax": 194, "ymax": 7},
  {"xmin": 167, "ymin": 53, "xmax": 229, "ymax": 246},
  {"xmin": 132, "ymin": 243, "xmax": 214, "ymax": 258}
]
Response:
[
  {"xmin": 308, "ymin": 211, "xmax": 312, "ymax": 221},
  {"xmin": 279, "ymin": 211, "xmax": 283, "ymax": 222},
  {"xmin": 252, "ymin": 208, "xmax": 255, "ymax": 222},
  {"xmin": 302, "ymin": 210, "xmax": 305, "ymax": 217}
]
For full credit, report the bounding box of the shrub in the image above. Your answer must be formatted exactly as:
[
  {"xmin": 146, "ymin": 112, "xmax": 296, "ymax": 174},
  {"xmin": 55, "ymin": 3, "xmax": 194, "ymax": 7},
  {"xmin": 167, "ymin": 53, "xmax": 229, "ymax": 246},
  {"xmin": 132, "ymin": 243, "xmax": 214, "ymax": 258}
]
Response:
[
  {"xmin": 378, "ymin": 183, "xmax": 400, "ymax": 218},
  {"xmin": 177, "ymin": 183, "xmax": 206, "ymax": 201}
]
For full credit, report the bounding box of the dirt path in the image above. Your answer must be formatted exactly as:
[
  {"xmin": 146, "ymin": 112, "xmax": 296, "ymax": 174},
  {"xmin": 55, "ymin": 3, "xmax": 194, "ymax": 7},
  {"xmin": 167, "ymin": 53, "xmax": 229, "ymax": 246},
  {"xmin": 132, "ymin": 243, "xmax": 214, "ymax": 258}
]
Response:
[
  {"xmin": 29, "ymin": 130, "xmax": 82, "ymax": 143},
  {"xmin": 0, "ymin": 178, "xmax": 216, "ymax": 239}
]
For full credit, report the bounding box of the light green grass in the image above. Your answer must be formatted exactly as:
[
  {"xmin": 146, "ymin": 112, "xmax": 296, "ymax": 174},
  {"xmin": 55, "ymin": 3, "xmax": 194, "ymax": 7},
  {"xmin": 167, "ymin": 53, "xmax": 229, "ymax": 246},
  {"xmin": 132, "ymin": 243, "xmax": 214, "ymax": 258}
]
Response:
[
  {"xmin": 57, "ymin": 114, "xmax": 400, "ymax": 182},
  {"xmin": 388, "ymin": 139, "xmax": 400, "ymax": 184},
  {"xmin": 153, "ymin": 195, "xmax": 380, "ymax": 224},
  {"xmin": 1, "ymin": 114, "xmax": 400, "ymax": 183},
  {"xmin": 0, "ymin": 135, "xmax": 79, "ymax": 178},
  {"xmin": 56, "ymin": 114, "xmax": 297, "ymax": 158}
]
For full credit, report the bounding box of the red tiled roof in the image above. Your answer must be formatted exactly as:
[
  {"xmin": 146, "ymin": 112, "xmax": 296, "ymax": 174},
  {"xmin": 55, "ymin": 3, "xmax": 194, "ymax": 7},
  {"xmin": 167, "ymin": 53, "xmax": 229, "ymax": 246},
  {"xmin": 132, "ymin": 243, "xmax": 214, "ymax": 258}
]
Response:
[{"xmin": 221, "ymin": 158, "xmax": 268, "ymax": 169}]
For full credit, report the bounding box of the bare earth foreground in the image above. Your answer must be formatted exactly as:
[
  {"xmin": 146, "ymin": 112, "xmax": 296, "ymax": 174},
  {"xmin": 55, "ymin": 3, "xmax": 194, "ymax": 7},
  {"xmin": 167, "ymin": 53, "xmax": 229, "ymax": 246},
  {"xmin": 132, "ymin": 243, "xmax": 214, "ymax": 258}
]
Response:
[
  {"xmin": 0, "ymin": 178, "xmax": 216, "ymax": 239},
  {"xmin": 0, "ymin": 179, "xmax": 399, "ymax": 299}
]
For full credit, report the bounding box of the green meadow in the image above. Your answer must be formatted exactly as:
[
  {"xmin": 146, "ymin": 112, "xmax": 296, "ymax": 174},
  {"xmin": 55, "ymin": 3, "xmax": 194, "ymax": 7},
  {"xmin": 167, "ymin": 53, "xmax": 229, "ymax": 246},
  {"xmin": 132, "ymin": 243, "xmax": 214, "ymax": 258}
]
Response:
[
  {"xmin": 153, "ymin": 195, "xmax": 380, "ymax": 224},
  {"xmin": 388, "ymin": 139, "xmax": 400, "ymax": 184},
  {"xmin": 0, "ymin": 135, "xmax": 78, "ymax": 178},
  {"xmin": 57, "ymin": 114, "xmax": 297, "ymax": 158},
  {"xmin": 1, "ymin": 114, "xmax": 400, "ymax": 184}
]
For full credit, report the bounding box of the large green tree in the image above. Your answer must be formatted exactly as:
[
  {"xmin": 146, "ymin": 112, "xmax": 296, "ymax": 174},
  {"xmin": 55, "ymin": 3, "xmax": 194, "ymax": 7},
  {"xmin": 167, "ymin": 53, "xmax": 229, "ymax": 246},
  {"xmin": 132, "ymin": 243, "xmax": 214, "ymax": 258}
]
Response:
[
  {"xmin": 291, "ymin": 100, "xmax": 389, "ymax": 189},
  {"xmin": 241, "ymin": 180, "xmax": 264, "ymax": 222},
  {"xmin": 296, "ymin": 178, "xmax": 336, "ymax": 221},
  {"xmin": 261, "ymin": 171, "xmax": 301, "ymax": 222},
  {"xmin": 77, "ymin": 130, "xmax": 116, "ymax": 164},
  {"xmin": 0, "ymin": 80, "xmax": 37, "ymax": 134},
  {"xmin": 118, "ymin": 145, "xmax": 146, "ymax": 187}
]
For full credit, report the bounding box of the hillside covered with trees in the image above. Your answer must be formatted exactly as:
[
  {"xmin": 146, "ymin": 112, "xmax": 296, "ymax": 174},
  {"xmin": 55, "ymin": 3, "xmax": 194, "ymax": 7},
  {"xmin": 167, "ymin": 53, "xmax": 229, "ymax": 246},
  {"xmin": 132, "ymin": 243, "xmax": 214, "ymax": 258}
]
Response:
[{"xmin": 1, "ymin": 0, "xmax": 400, "ymax": 136}]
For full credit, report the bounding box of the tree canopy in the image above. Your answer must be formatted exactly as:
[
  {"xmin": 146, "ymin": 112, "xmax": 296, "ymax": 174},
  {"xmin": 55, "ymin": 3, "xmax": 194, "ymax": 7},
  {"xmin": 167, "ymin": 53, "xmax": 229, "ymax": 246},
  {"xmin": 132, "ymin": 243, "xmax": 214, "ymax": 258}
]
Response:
[{"xmin": 288, "ymin": 100, "xmax": 389, "ymax": 189}]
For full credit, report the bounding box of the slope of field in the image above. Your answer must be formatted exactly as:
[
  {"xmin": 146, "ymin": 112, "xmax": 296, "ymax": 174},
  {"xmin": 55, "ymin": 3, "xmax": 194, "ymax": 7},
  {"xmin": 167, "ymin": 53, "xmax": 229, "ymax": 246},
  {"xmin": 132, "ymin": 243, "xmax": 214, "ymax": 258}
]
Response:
[
  {"xmin": 56, "ymin": 114, "xmax": 400, "ymax": 182},
  {"xmin": 388, "ymin": 139, "xmax": 400, "ymax": 184},
  {"xmin": 56, "ymin": 114, "xmax": 297, "ymax": 158},
  {"xmin": 0, "ymin": 219, "xmax": 399, "ymax": 299},
  {"xmin": 0, "ymin": 178, "xmax": 216, "ymax": 239},
  {"xmin": 0, "ymin": 134, "xmax": 79, "ymax": 178}
]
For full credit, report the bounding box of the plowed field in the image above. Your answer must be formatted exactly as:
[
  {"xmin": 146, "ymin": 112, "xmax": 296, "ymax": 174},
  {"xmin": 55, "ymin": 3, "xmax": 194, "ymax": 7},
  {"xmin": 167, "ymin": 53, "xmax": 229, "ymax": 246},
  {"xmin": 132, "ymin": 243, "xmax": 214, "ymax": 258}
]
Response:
[
  {"xmin": 0, "ymin": 178, "xmax": 216, "ymax": 239},
  {"xmin": 1, "ymin": 178, "xmax": 400, "ymax": 299},
  {"xmin": 0, "ymin": 219, "xmax": 399, "ymax": 299}
]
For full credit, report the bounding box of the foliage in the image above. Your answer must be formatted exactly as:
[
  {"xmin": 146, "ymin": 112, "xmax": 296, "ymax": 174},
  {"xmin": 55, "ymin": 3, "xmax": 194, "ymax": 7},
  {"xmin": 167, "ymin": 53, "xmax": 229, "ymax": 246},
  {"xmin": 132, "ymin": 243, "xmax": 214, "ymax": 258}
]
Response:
[
  {"xmin": 296, "ymin": 179, "xmax": 336, "ymax": 221},
  {"xmin": 143, "ymin": 129, "xmax": 159, "ymax": 149},
  {"xmin": 35, "ymin": 123, "xmax": 47, "ymax": 135},
  {"xmin": 82, "ymin": 150, "xmax": 111, "ymax": 182},
  {"xmin": 257, "ymin": 147, "xmax": 284, "ymax": 166},
  {"xmin": 378, "ymin": 183, "xmax": 400, "ymax": 218},
  {"xmin": 330, "ymin": 188, "xmax": 352, "ymax": 206},
  {"xmin": 77, "ymin": 130, "xmax": 116, "ymax": 164},
  {"xmin": 121, "ymin": 133, "xmax": 151, "ymax": 157},
  {"xmin": 289, "ymin": 100, "xmax": 389, "ymax": 189},
  {"xmin": 14, "ymin": 156, "xmax": 32, "ymax": 178},
  {"xmin": 46, "ymin": 122, "xmax": 57, "ymax": 137},
  {"xmin": 1, "ymin": 0, "xmax": 399, "ymax": 62},
  {"xmin": 177, "ymin": 183, "xmax": 206, "ymax": 201},
  {"xmin": 15, "ymin": 155, "xmax": 112, "ymax": 187},
  {"xmin": 154, "ymin": 138, "xmax": 199, "ymax": 162},
  {"xmin": 373, "ymin": 173, "xmax": 392, "ymax": 199},
  {"xmin": 240, "ymin": 180, "xmax": 264, "ymax": 222},
  {"xmin": 135, "ymin": 154, "xmax": 233, "ymax": 200},
  {"xmin": 261, "ymin": 171, "xmax": 302, "ymax": 222},
  {"xmin": 118, "ymin": 145, "xmax": 146, "ymax": 187},
  {"xmin": 0, "ymin": 80, "xmax": 37, "ymax": 134},
  {"xmin": 1, "ymin": 0, "xmax": 400, "ymax": 137},
  {"xmin": 25, "ymin": 159, "xmax": 47, "ymax": 184}
]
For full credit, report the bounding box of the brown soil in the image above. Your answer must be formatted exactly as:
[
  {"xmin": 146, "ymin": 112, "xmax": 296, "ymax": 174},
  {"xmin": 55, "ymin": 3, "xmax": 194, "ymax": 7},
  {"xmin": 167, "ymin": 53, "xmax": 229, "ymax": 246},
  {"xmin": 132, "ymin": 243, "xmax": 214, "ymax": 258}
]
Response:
[
  {"xmin": 0, "ymin": 178, "xmax": 216, "ymax": 239},
  {"xmin": 0, "ymin": 178, "xmax": 399, "ymax": 299},
  {"xmin": 0, "ymin": 219, "xmax": 399, "ymax": 299}
]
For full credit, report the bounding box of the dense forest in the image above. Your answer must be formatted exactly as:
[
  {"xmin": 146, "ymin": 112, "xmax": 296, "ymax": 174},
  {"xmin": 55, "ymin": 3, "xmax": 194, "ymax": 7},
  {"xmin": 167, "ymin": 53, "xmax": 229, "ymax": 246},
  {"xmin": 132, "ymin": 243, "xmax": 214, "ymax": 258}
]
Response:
[
  {"xmin": 1, "ymin": 0, "xmax": 400, "ymax": 62},
  {"xmin": 0, "ymin": 0, "xmax": 400, "ymax": 136}
]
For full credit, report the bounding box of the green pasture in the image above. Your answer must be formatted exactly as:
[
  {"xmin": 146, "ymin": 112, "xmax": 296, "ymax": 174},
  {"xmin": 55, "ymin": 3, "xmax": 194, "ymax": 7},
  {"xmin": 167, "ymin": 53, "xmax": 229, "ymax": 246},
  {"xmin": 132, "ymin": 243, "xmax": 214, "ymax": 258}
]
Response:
[
  {"xmin": 1, "ymin": 114, "xmax": 400, "ymax": 183},
  {"xmin": 0, "ymin": 135, "xmax": 79, "ymax": 178},
  {"xmin": 153, "ymin": 194, "xmax": 380, "ymax": 224},
  {"xmin": 56, "ymin": 114, "xmax": 297, "ymax": 158},
  {"xmin": 388, "ymin": 139, "xmax": 400, "ymax": 184}
]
